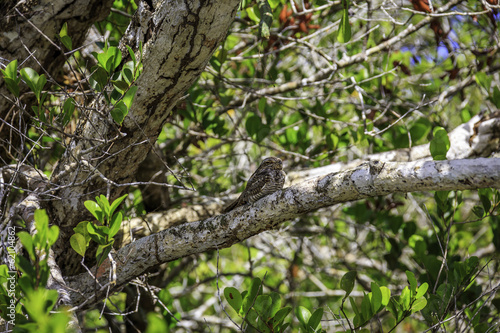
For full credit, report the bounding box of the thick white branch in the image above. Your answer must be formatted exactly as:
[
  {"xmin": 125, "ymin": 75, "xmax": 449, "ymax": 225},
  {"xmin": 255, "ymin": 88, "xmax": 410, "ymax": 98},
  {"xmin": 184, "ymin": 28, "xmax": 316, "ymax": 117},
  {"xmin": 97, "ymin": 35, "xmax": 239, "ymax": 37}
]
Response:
[{"xmin": 66, "ymin": 157, "xmax": 500, "ymax": 309}]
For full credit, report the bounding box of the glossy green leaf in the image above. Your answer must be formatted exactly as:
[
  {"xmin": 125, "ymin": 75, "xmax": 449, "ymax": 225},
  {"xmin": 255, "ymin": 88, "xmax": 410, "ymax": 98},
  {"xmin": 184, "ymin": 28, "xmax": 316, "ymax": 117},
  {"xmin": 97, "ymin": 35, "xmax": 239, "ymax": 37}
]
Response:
[
  {"xmin": 246, "ymin": 5, "xmax": 260, "ymax": 23},
  {"xmin": 380, "ymin": 286, "xmax": 391, "ymax": 306},
  {"xmin": 411, "ymin": 297, "xmax": 427, "ymax": 312},
  {"xmin": 70, "ymin": 233, "xmax": 87, "ymax": 257},
  {"xmin": 96, "ymin": 243, "xmax": 113, "ymax": 267},
  {"xmin": 272, "ymin": 306, "xmax": 291, "ymax": 329},
  {"xmin": 73, "ymin": 221, "xmax": 91, "ymax": 245},
  {"xmin": 122, "ymin": 86, "xmax": 138, "ymax": 110},
  {"xmin": 370, "ymin": 282, "xmax": 382, "ymax": 313},
  {"xmin": 90, "ymin": 66, "xmax": 109, "ymax": 91},
  {"xmin": 241, "ymin": 277, "xmax": 262, "ymax": 316},
  {"xmin": 87, "ymin": 223, "xmax": 108, "ymax": 245},
  {"xmin": 1, "ymin": 60, "xmax": 20, "ymax": 97},
  {"xmin": 109, "ymin": 193, "xmax": 128, "ymax": 218},
  {"xmin": 296, "ymin": 306, "xmax": 311, "ymax": 327},
  {"xmin": 85, "ymin": 200, "xmax": 103, "ymax": 222},
  {"xmin": 400, "ymin": 286, "xmax": 411, "ymax": 311},
  {"xmin": 406, "ymin": 271, "xmax": 418, "ymax": 296},
  {"xmin": 47, "ymin": 225, "xmax": 59, "ymax": 247},
  {"xmin": 17, "ymin": 232, "xmax": 35, "ymax": 261},
  {"xmin": 341, "ymin": 271, "xmax": 356, "ymax": 298},
  {"xmin": 415, "ymin": 282, "xmax": 429, "ymax": 299},
  {"xmin": 224, "ymin": 287, "xmax": 242, "ymax": 312},
  {"xmin": 111, "ymin": 100, "xmax": 129, "ymax": 125},
  {"xmin": 254, "ymin": 295, "xmax": 272, "ymax": 319},
  {"xmin": 59, "ymin": 22, "xmax": 73, "ymax": 50},
  {"xmin": 308, "ymin": 307, "xmax": 323, "ymax": 331},
  {"xmin": 108, "ymin": 212, "xmax": 122, "ymax": 238},
  {"xmin": 491, "ymin": 86, "xmax": 500, "ymax": 108}
]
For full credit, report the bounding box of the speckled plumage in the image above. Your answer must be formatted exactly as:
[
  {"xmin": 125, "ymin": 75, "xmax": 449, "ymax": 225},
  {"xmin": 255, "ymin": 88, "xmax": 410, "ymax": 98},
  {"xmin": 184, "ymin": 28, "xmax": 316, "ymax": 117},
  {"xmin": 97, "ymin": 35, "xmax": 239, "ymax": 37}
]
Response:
[{"xmin": 224, "ymin": 157, "xmax": 286, "ymax": 213}]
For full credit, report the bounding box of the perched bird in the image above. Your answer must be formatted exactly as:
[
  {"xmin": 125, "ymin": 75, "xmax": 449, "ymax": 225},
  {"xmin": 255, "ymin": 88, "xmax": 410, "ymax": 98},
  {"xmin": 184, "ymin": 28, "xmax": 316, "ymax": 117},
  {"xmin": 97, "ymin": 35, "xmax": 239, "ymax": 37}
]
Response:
[{"xmin": 224, "ymin": 157, "xmax": 286, "ymax": 213}]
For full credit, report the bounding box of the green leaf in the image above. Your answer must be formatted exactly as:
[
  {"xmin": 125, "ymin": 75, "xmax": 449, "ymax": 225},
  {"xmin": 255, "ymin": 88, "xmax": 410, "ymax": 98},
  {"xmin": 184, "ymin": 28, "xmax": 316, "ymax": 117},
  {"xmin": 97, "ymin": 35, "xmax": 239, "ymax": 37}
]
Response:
[
  {"xmin": 472, "ymin": 205, "xmax": 485, "ymax": 218},
  {"xmin": 370, "ymin": 282, "xmax": 382, "ymax": 313},
  {"xmin": 491, "ymin": 86, "xmax": 500, "ymax": 108},
  {"xmin": 246, "ymin": 114, "xmax": 262, "ymax": 138},
  {"xmin": 254, "ymin": 295, "xmax": 272, "ymax": 319},
  {"xmin": 73, "ymin": 221, "xmax": 91, "ymax": 245},
  {"xmin": 85, "ymin": 200, "xmax": 103, "ymax": 222},
  {"xmin": 241, "ymin": 277, "xmax": 262, "ymax": 316},
  {"xmin": 111, "ymin": 100, "xmax": 129, "ymax": 125},
  {"xmin": 47, "ymin": 225, "xmax": 59, "ymax": 247},
  {"xmin": 415, "ymin": 282, "xmax": 429, "ymax": 299},
  {"xmin": 34, "ymin": 209, "xmax": 49, "ymax": 245},
  {"xmin": 380, "ymin": 286, "xmax": 391, "ymax": 307},
  {"xmin": 479, "ymin": 188, "xmax": 492, "ymax": 213},
  {"xmin": 326, "ymin": 133, "xmax": 339, "ymax": 150},
  {"xmin": 20, "ymin": 67, "xmax": 46, "ymax": 101},
  {"xmin": 70, "ymin": 233, "xmax": 87, "ymax": 257},
  {"xmin": 96, "ymin": 242, "xmax": 113, "ymax": 267},
  {"xmin": 430, "ymin": 126, "xmax": 450, "ymax": 160},
  {"xmin": 475, "ymin": 72, "xmax": 491, "ymax": 92},
  {"xmin": 61, "ymin": 97, "xmax": 75, "ymax": 126},
  {"xmin": 17, "ymin": 232, "xmax": 35, "ymax": 261},
  {"xmin": 269, "ymin": 291, "xmax": 281, "ymax": 317},
  {"xmin": 224, "ymin": 287, "xmax": 243, "ymax": 312},
  {"xmin": 360, "ymin": 294, "xmax": 372, "ymax": 322},
  {"xmin": 337, "ymin": 0, "xmax": 351, "ymax": 43},
  {"xmin": 108, "ymin": 212, "xmax": 122, "ymax": 238},
  {"xmin": 308, "ymin": 308, "xmax": 323, "ymax": 331},
  {"xmin": 109, "ymin": 193, "xmax": 128, "ymax": 218},
  {"xmin": 126, "ymin": 45, "xmax": 137, "ymax": 67},
  {"xmin": 246, "ymin": 5, "xmax": 260, "ymax": 23},
  {"xmin": 349, "ymin": 296, "xmax": 361, "ymax": 318},
  {"xmin": 411, "ymin": 297, "xmax": 427, "ymax": 312},
  {"xmin": 59, "ymin": 22, "xmax": 73, "ymax": 50},
  {"xmin": 122, "ymin": 61, "xmax": 135, "ymax": 85},
  {"xmin": 1, "ymin": 60, "xmax": 20, "ymax": 97},
  {"xmin": 272, "ymin": 307, "xmax": 291, "ymax": 329},
  {"xmin": 87, "ymin": 223, "xmax": 108, "ymax": 245},
  {"xmin": 341, "ymin": 271, "xmax": 356, "ymax": 298},
  {"xmin": 107, "ymin": 47, "xmax": 122, "ymax": 73},
  {"xmin": 122, "ymin": 86, "xmax": 138, "ymax": 110},
  {"xmin": 1, "ymin": 59, "xmax": 18, "ymax": 79},
  {"xmin": 3, "ymin": 77, "xmax": 20, "ymax": 97},
  {"xmin": 112, "ymin": 79, "xmax": 130, "ymax": 92},
  {"xmin": 400, "ymin": 286, "xmax": 411, "ymax": 311},
  {"xmin": 90, "ymin": 66, "xmax": 109, "ymax": 91},
  {"xmin": 406, "ymin": 270, "xmax": 418, "ymax": 296},
  {"xmin": 296, "ymin": 306, "xmax": 311, "ymax": 328}
]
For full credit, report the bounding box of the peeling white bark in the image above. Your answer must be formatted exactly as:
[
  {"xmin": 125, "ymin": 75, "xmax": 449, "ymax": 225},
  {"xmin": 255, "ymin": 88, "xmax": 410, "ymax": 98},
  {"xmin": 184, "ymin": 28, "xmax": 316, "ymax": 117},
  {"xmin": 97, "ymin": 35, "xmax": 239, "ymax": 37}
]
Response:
[{"xmin": 66, "ymin": 157, "xmax": 500, "ymax": 309}]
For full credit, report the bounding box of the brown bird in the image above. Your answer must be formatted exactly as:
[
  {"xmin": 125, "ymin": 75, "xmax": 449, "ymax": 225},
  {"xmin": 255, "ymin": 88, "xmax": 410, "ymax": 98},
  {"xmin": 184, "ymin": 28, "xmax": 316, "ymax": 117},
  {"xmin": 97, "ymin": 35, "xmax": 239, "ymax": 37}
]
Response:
[{"xmin": 223, "ymin": 157, "xmax": 286, "ymax": 213}]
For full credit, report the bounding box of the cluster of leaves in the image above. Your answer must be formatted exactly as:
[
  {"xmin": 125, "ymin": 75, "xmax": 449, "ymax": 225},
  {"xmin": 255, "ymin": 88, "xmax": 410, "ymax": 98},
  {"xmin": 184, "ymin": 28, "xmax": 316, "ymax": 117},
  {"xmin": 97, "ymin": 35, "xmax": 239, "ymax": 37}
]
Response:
[
  {"xmin": 89, "ymin": 43, "xmax": 142, "ymax": 125},
  {"xmin": 1, "ymin": 59, "xmax": 74, "ymax": 127},
  {"xmin": 223, "ymin": 270, "xmax": 429, "ymax": 333},
  {"xmin": 70, "ymin": 194, "xmax": 127, "ymax": 267},
  {"xmin": 0, "ymin": 210, "xmax": 71, "ymax": 332},
  {"xmin": 224, "ymin": 277, "xmax": 292, "ymax": 332}
]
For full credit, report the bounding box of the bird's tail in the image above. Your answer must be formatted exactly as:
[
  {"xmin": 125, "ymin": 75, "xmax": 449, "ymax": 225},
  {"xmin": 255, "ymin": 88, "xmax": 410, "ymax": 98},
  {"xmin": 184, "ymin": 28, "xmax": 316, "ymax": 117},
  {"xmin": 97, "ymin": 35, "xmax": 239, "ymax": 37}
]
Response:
[{"xmin": 223, "ymin": 198, "xmax": 240, "ymax": 213}]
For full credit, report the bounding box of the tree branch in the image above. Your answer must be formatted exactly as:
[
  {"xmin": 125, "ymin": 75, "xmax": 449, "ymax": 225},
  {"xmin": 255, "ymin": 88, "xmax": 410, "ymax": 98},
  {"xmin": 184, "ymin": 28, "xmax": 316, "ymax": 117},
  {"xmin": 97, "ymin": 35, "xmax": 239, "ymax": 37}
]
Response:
[{"xmin": 66, "ymin": 157, "xmax": 500, "ymax": 309}]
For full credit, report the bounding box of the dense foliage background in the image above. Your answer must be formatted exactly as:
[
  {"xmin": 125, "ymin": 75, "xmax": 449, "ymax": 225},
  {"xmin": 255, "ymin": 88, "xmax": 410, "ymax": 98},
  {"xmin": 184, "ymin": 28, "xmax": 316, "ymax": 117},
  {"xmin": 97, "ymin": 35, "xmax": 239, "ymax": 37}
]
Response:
[{"xmin": 1, "ymin": 0, "xmax": 500, "ymax": 331}]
